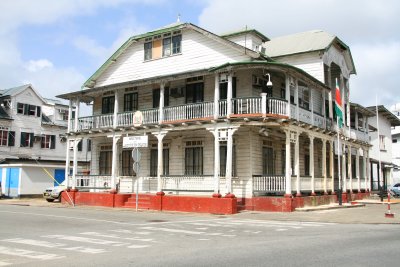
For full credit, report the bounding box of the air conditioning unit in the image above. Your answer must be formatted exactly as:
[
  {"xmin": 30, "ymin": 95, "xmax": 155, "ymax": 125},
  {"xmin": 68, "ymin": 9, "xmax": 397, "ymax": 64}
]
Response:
[{"xmin": 170, "ymin": 87, "xmax": 184, "ymax": 98}]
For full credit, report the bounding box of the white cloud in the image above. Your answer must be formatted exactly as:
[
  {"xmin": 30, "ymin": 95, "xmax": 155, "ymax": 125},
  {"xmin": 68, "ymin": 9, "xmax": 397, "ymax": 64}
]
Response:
[
  {"xmin": 25, "ymin": 59, "xmax": 54, "ymax": 72},
  {"xmin": 198, "ymin": 0, "xmax": 400, "ymax": 108}
]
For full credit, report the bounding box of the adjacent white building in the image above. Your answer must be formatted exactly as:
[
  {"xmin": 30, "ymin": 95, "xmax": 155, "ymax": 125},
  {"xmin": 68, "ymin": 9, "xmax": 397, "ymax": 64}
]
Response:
[
  {"xmin": 0, "ymin": 84, "xmax": 90, "ymax": 197},
  {"xmin": 367, "ymin": 105, "xmax": 400, "ymax": 191}
]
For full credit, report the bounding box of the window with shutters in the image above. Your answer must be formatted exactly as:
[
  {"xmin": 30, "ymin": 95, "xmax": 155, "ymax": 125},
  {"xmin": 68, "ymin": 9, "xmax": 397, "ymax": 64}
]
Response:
[
  {"xmin": 124, "ymin": 92, "xmax": 138, "ymax": 112},
  {"xmin": 101, "ymin": 96, "xmax": 115, "ymax": 114},
  {"xmin": 20, "ymin": 132, "xmax": 34, "ymax": 147},
  {"xmin": 16, "ymin": 102, "xmax": 41, "ymax": 117},
  {"xmin": 41, "ymin": 135, "xmax": 56, "ymax": 149}
]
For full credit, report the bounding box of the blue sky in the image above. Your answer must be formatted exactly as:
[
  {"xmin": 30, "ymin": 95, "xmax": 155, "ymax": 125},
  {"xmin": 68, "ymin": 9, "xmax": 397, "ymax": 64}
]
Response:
[{"xmin": 1, "ymin": 0, "xmax": 400, "ymax": 113}]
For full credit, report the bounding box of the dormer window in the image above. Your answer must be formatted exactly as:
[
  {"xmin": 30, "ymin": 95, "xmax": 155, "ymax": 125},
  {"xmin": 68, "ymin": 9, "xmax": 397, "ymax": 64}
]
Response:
[{"xmin": 144, "ymin": 31, "xmax": 182, "ymax": 61}]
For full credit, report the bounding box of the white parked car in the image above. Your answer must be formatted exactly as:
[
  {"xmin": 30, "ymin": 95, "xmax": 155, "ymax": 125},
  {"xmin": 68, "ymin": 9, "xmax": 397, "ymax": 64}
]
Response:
[{"xmin": 43, "ymin": 185, "xmax": 66, "ymax": 202}]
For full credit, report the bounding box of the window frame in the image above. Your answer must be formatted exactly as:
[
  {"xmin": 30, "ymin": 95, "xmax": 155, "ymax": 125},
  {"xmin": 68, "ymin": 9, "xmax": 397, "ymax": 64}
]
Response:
[
  {"xmin": 124, "ymin": 92, "xmax": 139, "ymax": 112},
  {"xmin": 101, "ymin": 96, "xmax": 115, "ymax": 114}
]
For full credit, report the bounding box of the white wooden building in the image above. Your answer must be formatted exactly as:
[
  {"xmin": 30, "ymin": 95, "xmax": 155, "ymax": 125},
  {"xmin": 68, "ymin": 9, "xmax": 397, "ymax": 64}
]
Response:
[
  {"xmin": 0, "ymin": 84, "xmax": 90, "ymax": 197},
  {"xmin": 58, "ymin": 22, "xmax": 372, "ymax": 209},
  {"xmin": 366, "ymin": 105, "xmax": 400, "ymax": 192}
]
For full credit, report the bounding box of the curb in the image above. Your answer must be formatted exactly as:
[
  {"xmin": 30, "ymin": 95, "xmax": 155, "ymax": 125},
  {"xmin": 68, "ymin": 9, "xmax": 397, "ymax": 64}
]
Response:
[{"xmin": 295, "ymin": 203, "xmax": 365, "ymax": 212}]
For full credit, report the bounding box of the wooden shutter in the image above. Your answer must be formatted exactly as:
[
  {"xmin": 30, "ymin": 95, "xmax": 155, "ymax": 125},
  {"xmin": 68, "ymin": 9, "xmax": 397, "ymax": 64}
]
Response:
[
  {"xmin": 30, "ymin": 133, "xmax": 34, "ymax": 147},
  {"xmin": 23, "ymin": 104, "xmax": 29, "ymax": 115},
  {"xmin": 41, "ymin": 136, "xmax": 45, "ymax": 148},
  {"xmin": 8, "ymin": 131, "xmax": 15, "ymax": 146},
  {"xmin": 36, "ymin": 106, "xmax": 41, "ymax": 117},
  {"xmin": 50, "ymin": 135, "xmax": 56, "ymax": 149}
]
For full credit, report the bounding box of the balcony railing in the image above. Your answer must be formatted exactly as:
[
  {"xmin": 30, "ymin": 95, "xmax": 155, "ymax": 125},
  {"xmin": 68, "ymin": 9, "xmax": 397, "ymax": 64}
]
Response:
[{"xmin": 70, "ymin": 96, "xmax": 335, "ymax": 132}]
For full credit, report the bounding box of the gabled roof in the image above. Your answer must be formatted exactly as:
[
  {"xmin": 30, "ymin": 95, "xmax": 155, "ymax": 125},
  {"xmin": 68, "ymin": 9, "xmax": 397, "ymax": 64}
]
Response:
[
  {"xmin": 264, "ymin": 30, "xmax": 356, "ymax": 74},
  {"xmin": 221, "ymin": 28, "xmax": 270, "ymax": 42},
  {"xmin": 0, "ymin": 84, "xmax": 31, "ymax": 97},
  {"xmin": 350, "ymin": 102, "xmax": 375, "ymax": 117},
  {"xmin": 83, "ymin": 22, "xmax": 262, "ymax": 89},
  {"xmin": 0, "ymin": 84, "xmax": 47, "ymax": 104},
  {"xmin": 367, "ymin": 105, "xmax": 400, "ymax": 127}
]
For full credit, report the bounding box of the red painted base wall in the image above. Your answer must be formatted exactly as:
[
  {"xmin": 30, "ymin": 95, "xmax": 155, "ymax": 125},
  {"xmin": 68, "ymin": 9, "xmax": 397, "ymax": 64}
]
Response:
[
  {"xmin": 61, "ymin": 191, "xmax": 370, "ymax": 214},
  {"xmin": 61, "ymin": 191, "xmax": 237, "ymax": 215}
]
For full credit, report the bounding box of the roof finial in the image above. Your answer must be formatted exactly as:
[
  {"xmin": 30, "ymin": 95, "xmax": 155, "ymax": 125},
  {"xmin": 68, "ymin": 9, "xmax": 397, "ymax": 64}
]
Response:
[{"xmin": 177, "ymin": 13, "xmax": 181, "ymax": 22}]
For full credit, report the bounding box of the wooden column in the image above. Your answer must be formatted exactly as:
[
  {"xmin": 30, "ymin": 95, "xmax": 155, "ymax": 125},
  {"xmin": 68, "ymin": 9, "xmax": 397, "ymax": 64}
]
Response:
[
  {"xmin": 309, "ymin": 135, "xmax": 315, "ymax": 195},
  {"xmin": 295, "ymin": 132, "xmax": 301, "ymax": 196},
  {"xmin": 285, "ymin": 129, "xmax": 292, "ymax": 197},
  {"xmin": 214, "ymin": 74, "xmax": 220, "ymax": 120},
  {"xmin": 322, "ymin": 139, "xmax": 327, "ymax": 194},
  {"xmin": 156, "ymin": 132, "xmax": 166, "ymax": 193}
]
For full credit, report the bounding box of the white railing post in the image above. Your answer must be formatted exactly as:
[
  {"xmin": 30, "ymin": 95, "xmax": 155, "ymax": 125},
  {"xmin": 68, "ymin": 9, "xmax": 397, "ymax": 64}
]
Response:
[
  {"xmin": 227, "ymin": 73, "xmax": 233, "ymax": 117},
  {"xmin": 214, "ymin": 74, "xmax": 219, "ymax": 120},
  {"xmin": 285, "ymin": 75, "xmax": 291, "ymax": 117},
  {"xmin": 159, "ymin": 82, "xmax": 165, "ymax": 124},
  {"xmin": 261, "ymin": 93, "xmax": 267, "ymax": 116}
]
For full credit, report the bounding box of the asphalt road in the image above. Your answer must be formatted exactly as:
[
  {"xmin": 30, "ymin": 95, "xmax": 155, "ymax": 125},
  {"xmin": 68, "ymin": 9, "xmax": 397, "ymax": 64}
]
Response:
[{"xmin": 0, "ymin": 203, "xmax": 399, "ymax": 267}]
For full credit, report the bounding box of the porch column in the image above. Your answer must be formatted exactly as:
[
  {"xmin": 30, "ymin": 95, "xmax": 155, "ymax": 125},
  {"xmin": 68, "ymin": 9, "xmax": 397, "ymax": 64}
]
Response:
[
  {"xmin": 363, "ymin": 148, "xmax": 368, "ymax": 191},
  {"xmin": 110, "ymin": 134, "xmax": 121, "ymax": 192},
  {"xmin": 74, "ymin": 98, "xmax": 80, "ymax": 132},
  {"xmin": 214, "ymin": 74, "xmax": 220, "ymax": 120},
  {"xmin": 210, "ymin": 128, "xmax": 220, "ymax": 195},
  {"xmin": 284, "ymin": 129, "xmax": 292, "ymax": 197},
  {"xmin": 67, "ymin": 100, "xmax": 73, "ymax": 133},
  {"xmin": 285, "ymin": 75, "xmax": 291, "ymax": 117},
  {"xmin": 159, "ymin": 82, "xmax": 165, "ymax": 124},
  {"xmin": 65, "ymin": 139, "xmax": 71, "ymax": 188},
  {"xmin": 366, "ymin": 150, "xmax": 370, "ymax": 191},
  {"xmin": 356, "ymin": 148, "xmax": 360, "ymax": 192},
  {"xmin": 329, "ymin": 140, "xmax": 334, "ymax": 193},
  {"xmin": 294, "ymin": 79, "xmax": 299, "ymax": 121},
  {"xmin": 309, "ymin": 135, "xmax": 315, "ymax": 195},
  {"xmin": 72, "ymin": 138, "xmax": 82, "ymax": 190},
  {"xmin": 348, "ymin": 144, "xmax": 352, "ymax": 192},
  {"xmin": 310, "ymin": 88, "xmax": 314, "ymax": 125},
  {"xmin": 322, "ymin": 139, "xmax": 327, "ymax": 194},
  {"xmin": 226, "ymin": 72, "xmax": 233, "ymax": 117},
  {"xmin": 225, "ymin": 127, "xmax": 237, "ymax": 195},
  {"xmin": 342, "ymin": 143, "xmax": 347, "ymax": 192},
  {"xmin": 156, "ymin": 132, "xmax": 166, "ymax": 193},
  {"xmin": 322, "ymin": 91, "xmax": 326, "ymax": 128},
  {"xmin": 113, "ymin": 91, "xmax": 119, "ymax": 129},
  {"xmin": 295, "ymin": 131, "xmax": 301, "ymax": 196}
]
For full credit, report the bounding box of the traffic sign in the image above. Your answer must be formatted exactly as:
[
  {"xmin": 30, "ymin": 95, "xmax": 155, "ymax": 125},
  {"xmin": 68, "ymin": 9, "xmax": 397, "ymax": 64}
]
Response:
[
  {"xmin": 133, "ymin": 162, "xmax": 140, "ymax": 173},
  {"xmin": 132, "ymin": 148, "xmax": 141, "ymax": 162},
  {"xmin": 123, "ymin": 135, "xmax": 148, "ymax": 148}
]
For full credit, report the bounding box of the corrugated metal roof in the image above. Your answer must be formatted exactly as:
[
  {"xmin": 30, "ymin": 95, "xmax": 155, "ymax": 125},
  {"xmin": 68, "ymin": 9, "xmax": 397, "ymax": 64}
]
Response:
[
  {"xmin": 0, "ymin": 84, "xmax": 31, "ymax": 97},
  {"xmin": 221, "ymin": 28, "xmax": 270, "ymax": 42},
  {"xmin": 264, "ymin": 30, "xmax": 335, "ymax": 57}
]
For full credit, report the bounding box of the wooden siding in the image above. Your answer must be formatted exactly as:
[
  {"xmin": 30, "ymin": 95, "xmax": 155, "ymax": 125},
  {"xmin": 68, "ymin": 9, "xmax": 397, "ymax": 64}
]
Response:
[{"xmin": 94, "ymin": 29, "xmax": 252, "ymax": 87}]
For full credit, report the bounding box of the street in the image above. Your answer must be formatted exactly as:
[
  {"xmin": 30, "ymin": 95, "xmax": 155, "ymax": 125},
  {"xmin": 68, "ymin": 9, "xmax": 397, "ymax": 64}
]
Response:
[{"xmin": 0, "ymin": 202, "xmax": 399, "ymax": 266}]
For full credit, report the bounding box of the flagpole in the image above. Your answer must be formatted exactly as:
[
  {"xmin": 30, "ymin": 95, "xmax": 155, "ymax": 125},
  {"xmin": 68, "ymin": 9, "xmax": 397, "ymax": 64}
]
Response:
[
  {"xmin": 337, "ymin": 116, "xmax": 342, "ymax": 205},
  {"xmin": 376, "ymin": 95, "xmax": 383, "ymax": 201}
]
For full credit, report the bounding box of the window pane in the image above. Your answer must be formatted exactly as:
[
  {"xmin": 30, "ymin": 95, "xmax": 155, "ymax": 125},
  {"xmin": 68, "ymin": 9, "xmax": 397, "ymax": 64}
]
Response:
[
  {"xmin": 163, "ymin": 38, "xmax": 171, "ymax": 56},
  {"xmin": 144, "ymin": 42, "xmax": 152, "ymax": 60},
  {"xmin": 172, "ymin": 35, "xmax": 181, "ymax": 54}
]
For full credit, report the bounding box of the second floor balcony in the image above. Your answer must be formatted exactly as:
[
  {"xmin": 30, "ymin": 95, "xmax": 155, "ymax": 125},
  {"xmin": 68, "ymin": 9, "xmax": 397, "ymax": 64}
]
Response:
[{"xmin": 70, "ymin": 96, "xmax": 332, "ymax": 132}]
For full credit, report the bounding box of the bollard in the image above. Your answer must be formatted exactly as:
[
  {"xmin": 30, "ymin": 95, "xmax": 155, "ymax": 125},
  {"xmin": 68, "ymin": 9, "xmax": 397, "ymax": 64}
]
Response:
[{"xmin": 385, "ymin": 191, "xmax": 395, "ymax": 218}]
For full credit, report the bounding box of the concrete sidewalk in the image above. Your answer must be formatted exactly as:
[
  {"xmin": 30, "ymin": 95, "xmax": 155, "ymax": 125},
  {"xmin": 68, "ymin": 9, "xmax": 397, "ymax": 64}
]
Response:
[{"xmin": 1, "ymin": 197, "xmax": 399, "ymax": 224}]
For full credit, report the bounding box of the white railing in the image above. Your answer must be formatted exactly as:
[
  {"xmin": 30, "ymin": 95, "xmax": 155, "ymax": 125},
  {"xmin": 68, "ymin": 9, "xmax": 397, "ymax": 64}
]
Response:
[
  {"xmin": 298, "ymin": 108, "xmax": 313, "ymax": 125},
  {"xmin": 253, "ymin": 175, "xmax": 285, "ymax": 193},
  {"xmin": 118, "ymin": 176, "xmax": 157, "ymax": 193},
  {"xmin": 350, "ymin": 128, "xmax": 369, "ymax": 143},
  {"xmin": 68, "ymin": 175, "xmax": 112, "ymax": 191},
  {"xmin": 267, "ymin": 98, "xmax": 288, "ymax": 116},
  {"xmin": 161, "ymin": 175, "xmax": 214, "ymax": 192},
  {"xmin": 232, "ymin": 97, "xmax": 262, "ymax": 115},
  {"xmin": 163, "ymin": 102, "xmax": 214, "ymax": 122},
  {"xmin": 218, "ymin": 100, "xmax": 227, "ymax": 117},
  {"xmin": 313, "ymin": 113, "xmax": 325, "ymax": 129}
]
